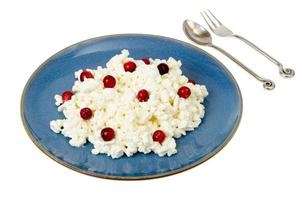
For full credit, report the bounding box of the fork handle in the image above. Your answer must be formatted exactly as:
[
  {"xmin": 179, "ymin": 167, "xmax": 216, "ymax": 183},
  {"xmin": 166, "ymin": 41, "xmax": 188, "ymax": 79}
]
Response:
[
  {"xmin": 232, "ymin": 34, "xmax": 295, "ymax": 78},
  {"xmin": 211, "ymin": 44, "xmax": 275, "ymax": 90}
]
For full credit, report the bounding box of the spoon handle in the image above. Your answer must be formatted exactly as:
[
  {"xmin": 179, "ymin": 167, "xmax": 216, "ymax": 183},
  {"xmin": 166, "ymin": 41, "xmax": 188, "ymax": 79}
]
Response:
[
  {"xmin": 211, "ymin": 44, "xmax": 275, "ymax": 90},
  {"xmin": 232, "ymin": 34, "xmax": 295, "ymax": 78}
]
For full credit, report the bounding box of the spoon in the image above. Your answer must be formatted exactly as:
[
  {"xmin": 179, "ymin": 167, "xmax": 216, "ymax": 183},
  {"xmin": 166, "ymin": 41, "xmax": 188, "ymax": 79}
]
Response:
[{"xmin": 183, "ymin": 19, "xmax": 275, "ymax": 90}]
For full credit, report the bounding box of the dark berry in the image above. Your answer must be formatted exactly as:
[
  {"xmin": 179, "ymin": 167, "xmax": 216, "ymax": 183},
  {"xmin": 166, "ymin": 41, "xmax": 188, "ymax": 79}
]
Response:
[{"xmin": 157, "ymin": 63, "xmax": 169, "ymax": 75}]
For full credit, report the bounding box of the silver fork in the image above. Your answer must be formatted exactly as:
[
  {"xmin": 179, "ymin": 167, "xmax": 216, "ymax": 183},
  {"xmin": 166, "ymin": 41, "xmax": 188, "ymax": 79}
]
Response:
[{"xmin": 201, "ymin": 9, "xmax": 295, "ymax": 78}]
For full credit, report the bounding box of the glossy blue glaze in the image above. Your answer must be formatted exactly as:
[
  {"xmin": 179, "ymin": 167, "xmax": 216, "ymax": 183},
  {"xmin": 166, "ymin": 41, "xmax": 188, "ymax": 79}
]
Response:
[{"xmin": 22, "ymin": 34, "xmax": 242, "ymax": 179}]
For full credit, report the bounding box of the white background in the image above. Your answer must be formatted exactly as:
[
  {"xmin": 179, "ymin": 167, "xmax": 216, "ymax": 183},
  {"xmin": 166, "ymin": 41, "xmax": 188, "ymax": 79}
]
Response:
[{"xmin": 1, "ymin": 0, "xmax": 301, "ymax": 199}]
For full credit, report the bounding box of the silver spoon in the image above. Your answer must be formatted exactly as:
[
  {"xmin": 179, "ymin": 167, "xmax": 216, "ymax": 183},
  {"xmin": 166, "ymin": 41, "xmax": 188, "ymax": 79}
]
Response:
[{"xmin": 183, "ymin": 19, "xmax": 275, "ymax": 90}]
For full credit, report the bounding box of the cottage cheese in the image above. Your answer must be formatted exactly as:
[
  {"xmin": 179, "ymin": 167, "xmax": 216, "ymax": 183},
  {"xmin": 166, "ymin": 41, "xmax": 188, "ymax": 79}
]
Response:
[{"xmin": 50, "ymin": 50, "xmax": 208, "ymax": 159}]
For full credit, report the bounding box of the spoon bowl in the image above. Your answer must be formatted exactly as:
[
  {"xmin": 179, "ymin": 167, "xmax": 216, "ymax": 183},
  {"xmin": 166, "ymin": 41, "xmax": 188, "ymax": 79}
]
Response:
[{"xmin": 183, "ymin": 19, "xmax": 212, "ymax": 45}]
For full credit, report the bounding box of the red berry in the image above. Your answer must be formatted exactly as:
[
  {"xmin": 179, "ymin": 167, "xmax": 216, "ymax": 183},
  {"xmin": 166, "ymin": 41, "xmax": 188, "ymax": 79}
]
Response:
[
  {"xmin": 80, "ymin": 107, "xmax": 93, "ymax": 120},
  {"xmin": 152, "ymin": 130, "xmax": 166, "ymax": 144},
  {"xmin": 62, "ymin": 91, "xmax": 73, "ymax": 102},
  {"xmin": 101, "ymin": 127, "xmax": 115, "ymax": 141},
  {"xmin": 137, "ymin": 89, "xmax": 149, "ymax": 102},
  {"xmin": 157, "ymin": 63, "xmax": 169, "ymax": 75},
  {"xmin": 103, "ymin": 75, "xmax": 116, "ymax": 88},
  {"xmin": 142, "ymin": 58, "xmax": 150, "ymax": 64},
  {"xmin": 80, "ymin": 70, "xmax": 94, "ymax": 82},
  {"xmin": 123, "ymin": 61, "xmax": 136, "ymax": 72},
  {"xmin": 188, "ymin": 79, "xmax": 196, "ymax": 85},
  {"xmin": 177, "ymin": 86, "xmax": 191, "ymax": 99}
]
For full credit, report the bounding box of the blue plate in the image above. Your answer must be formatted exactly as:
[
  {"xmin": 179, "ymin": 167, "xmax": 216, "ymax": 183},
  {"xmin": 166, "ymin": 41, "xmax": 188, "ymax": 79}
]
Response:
[{"xmin": 21, "ymin": 34, "xmax": 242, "ymax": 180}]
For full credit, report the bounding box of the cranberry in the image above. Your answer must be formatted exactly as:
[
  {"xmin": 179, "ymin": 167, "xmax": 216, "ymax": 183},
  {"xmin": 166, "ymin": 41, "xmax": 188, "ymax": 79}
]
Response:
[
  {"xmin": 177, "ymin": 86, "xmax": 191, "ymax": 99},
  {"xmin": 80, "ymin": 70, "xmax": 94, "ymax": 82},
  {"xmin": 123, "ymin": 61, "xmax": 136, "ymax": 72},
  {"xmin": 80, "ymin": 107, "xmax": 93, "ymax": 120},
  {"xmin": 142, "ymin": 58, "xmax": 150, "ymax": 64},
  {"xmin": 103, "ymin": 75, "xmax": 116, "ymax": 88},
  {"xmin": 152, "ymin": 130, "xmax": 166, "ymax": 144},
  {"xmin": 137, "ymin": 89, "xmax": 149, "ymax": 102},
  {"xmin": 101, "ymin": 127, "xmax": 115, "ymax": 141},
  {"xmin": 62, "ymin": 91, "xmax": 73, "ymax": 102},
  {"xmin": 188, "ymin": 79, "xmax": 196, "ymax": 85},
  {"xmin": 157, "ymin": 63, "xmax": 169, "ymax": 75}
]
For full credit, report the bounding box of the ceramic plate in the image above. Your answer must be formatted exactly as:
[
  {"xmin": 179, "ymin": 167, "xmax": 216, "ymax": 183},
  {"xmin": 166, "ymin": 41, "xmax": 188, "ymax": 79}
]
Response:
[{"xmin": 21, "ymin": 34, "xmax": 242, "ymax": 180}]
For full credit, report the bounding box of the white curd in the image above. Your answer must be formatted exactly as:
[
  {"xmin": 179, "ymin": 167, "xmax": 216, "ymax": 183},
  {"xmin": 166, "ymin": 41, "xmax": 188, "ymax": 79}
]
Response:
[{"xmin": 50, "ymin": 50, "xmax": 208, "ymax": 159}]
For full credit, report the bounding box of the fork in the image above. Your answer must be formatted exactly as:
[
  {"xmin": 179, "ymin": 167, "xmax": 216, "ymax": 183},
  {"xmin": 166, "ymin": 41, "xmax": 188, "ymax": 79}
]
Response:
[{"xmin": 201, "ymin": 9, "xmax": 295, "ymax": 78}]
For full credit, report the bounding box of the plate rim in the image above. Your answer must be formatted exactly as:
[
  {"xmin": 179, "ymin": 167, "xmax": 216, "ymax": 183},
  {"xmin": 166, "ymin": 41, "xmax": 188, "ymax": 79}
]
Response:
[{"xmin": 20, "ymin": 33, "xmax": 243, "ymax": 180}]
